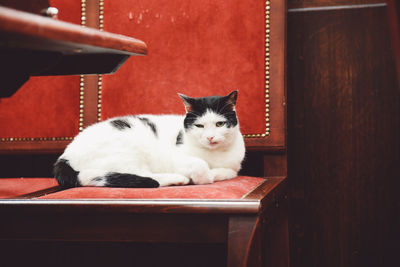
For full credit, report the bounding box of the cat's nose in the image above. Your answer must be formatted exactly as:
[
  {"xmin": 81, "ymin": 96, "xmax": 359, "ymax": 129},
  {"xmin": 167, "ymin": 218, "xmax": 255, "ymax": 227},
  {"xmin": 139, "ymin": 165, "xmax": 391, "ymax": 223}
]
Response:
[{"xmin": 207, "ymin": 136, "xmax": 214, "ymax": 142}]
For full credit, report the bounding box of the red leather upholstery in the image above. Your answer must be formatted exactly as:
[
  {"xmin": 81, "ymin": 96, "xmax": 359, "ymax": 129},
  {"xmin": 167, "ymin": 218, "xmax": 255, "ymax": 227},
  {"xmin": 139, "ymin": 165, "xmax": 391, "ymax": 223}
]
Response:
[{"xmin": 40, "ymin": 176, "xmax": 264, "ymax": 199}]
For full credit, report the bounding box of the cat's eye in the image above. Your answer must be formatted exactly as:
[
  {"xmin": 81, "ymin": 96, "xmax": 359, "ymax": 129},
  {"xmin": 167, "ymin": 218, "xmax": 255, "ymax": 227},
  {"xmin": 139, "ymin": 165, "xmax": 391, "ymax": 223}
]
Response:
[
  {"xmin": 194, "ymin": 124, "xmax": 204, "ymax": 128},
  {"xmin": 216, "ymin": 121, "xmax": 226, "ymax": 127}
]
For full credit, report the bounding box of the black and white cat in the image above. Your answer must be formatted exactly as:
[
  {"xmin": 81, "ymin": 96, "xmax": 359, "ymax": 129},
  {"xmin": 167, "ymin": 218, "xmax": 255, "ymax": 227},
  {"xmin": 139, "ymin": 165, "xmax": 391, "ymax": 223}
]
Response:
[{"xmin": 54, "ymin": 91, "xmax": 245, "ymax": 188}]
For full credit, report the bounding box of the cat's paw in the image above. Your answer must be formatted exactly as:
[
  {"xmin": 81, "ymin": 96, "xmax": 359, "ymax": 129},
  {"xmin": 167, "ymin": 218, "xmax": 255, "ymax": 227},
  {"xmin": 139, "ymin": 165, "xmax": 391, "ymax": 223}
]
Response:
[
  {"xmin": 189, "ymin": 160, "xmax": 213, "ymax": 185},
  {"xmin": 210, "ymin": 168, "xmax": 237, "ymax": 182},
  {"xmin": 154, "ymin": 174, "xmax": 190, "ymax": 187}
]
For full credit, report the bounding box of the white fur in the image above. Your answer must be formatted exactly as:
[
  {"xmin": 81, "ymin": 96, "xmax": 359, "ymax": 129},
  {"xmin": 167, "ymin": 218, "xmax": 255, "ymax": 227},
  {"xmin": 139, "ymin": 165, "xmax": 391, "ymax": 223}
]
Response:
[{"xmin": 59, "ymin": 112, "xmax": 245, "ymax": 187}]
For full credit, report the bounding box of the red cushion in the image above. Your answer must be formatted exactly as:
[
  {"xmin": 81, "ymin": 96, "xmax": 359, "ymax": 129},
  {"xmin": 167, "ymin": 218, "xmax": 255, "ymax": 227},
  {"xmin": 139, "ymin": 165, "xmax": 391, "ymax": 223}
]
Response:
[
  {"xmin": 0, "ymin": 178, "xmax": 58, "ymax": 199},
  {"xmin": 40, "ymin": 176, "xmax": 264, "ymax": 199}
]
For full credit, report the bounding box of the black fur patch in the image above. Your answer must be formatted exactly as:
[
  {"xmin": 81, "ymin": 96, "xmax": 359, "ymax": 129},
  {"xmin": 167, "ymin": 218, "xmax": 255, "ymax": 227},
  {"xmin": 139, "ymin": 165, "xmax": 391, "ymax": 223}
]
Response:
[
  {"xmin": 53, "ymin": 159, "xmax": 80, "ymax": 188},
  {"xmin": 93, "ymin": 177, "xmax": 103, "ymax": 182},
  {"xmin": 138, "ymin": 117, "xmax": 158, "ymax": 137},
  {"xmin": 176, "ymin": 130, "xmax": 184, "ymax": 145},
  {"xmin": 182, "ymin": 93, "xmax": 238, "ymax": 130},
  {"xmin": 104, "ymin": 172, "xmax": 159, "ymax": 188},
  {"xmin": 110, "ymin": 119, "xmax": 131, "ymax": 130}
]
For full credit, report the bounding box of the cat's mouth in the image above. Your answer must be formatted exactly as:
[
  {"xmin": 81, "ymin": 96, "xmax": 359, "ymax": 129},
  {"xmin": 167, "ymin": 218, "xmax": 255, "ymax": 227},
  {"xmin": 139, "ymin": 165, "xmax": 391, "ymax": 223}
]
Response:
[{"xmin": 208, "ymin": 141, "xmax": 219, "ymax": 146}]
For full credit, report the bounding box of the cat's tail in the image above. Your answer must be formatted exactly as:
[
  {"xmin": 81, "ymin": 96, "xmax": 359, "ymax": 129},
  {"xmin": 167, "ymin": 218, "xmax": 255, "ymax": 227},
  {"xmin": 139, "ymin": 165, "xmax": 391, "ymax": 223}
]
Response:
[
  {"xmin": 99, "ymin": 172, "xmax": 160, "ymax": 188},
  {"xmin": 53, "ymin": 158, "xmax": 80, "ymax": 188},
  {"xmin": 53, "ymin": 159, "xmax": 159, "ymax": 188}
]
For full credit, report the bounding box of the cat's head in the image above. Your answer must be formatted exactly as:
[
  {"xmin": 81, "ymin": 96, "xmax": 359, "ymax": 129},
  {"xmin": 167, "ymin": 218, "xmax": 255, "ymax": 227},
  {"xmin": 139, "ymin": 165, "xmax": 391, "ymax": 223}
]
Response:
[{"xmin": 178, "ymin": 91, "xmax": 240, "ymax": 150}]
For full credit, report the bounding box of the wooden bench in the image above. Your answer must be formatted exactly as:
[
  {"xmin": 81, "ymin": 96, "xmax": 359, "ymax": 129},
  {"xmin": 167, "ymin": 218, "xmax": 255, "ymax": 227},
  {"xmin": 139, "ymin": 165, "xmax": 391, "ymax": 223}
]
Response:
[{"xmin": 0, "ymin": 1, "xmax": 288, "ymax": 266}]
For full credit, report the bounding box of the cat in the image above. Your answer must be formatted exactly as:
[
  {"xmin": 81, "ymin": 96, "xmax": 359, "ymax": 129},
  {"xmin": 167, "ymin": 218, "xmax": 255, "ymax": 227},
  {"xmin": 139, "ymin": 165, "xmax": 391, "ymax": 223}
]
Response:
[{"xmin": 53, "ymin": 91, "xmax": 245, "ymax": 188}]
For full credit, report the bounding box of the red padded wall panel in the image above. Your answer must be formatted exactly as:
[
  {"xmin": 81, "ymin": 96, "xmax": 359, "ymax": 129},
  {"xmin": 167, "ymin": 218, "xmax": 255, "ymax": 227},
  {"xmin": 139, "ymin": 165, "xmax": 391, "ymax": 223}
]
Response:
[
  {"xmin": 49, "ymin": 0, "xmax": 81, "ymax": 24},
  {"xmin": 0, "ymin": 76, "xmax": 79, "ymax": 138},
  {"xmin": 0, "ymin": 0, "xmax": 80, "ymax": 143},
  {"xmin": 101, "ymin": 0, "xmax": 267, "ymax": 135}
]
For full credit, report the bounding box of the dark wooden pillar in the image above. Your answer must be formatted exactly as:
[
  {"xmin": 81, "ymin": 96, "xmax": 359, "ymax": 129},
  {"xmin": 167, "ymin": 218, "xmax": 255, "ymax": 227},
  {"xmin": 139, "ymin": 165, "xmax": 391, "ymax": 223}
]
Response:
[{"xmin": 287, "ymin": 1, "xmax": 400, "ymax": 267}]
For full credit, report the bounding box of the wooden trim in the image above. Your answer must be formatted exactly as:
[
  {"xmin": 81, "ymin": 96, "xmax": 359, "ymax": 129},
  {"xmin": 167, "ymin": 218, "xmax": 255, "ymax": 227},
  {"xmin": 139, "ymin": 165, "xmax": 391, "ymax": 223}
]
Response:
[
  {"xmin": 245, "ymin": 0, "xmax": 287, "ymax": 150},
  {"xmin": 244, "ymin": 176, "xmax": 288, "ymax": 221},
  {"xmin": 288, "ymin": 0, "xmax": 386, "ymax": 9},
  {"xmin": 0, "ymin": 199, "xmax": 260, "ymax": 214},
  {"xmin": 243, "ymin": 176, "xmax": 286, "ymax": 200},
  {"xmin": 0, "ymin": 140, "xmax": 70, "ymax": 154},
  {"xmin": 82, "ymin": 0, "xmax": 102, "ymax": 128},
  {"xmin": 82, "ymin": 75, "xmax": 101, "ymax": 128}
]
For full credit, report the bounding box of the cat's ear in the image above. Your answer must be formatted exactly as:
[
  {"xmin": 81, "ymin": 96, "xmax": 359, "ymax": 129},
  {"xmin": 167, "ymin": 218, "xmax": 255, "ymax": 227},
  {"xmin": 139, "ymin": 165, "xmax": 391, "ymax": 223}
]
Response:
[
  {"xmin": 178, "ymin": 93, "xmax": 194, "ymax": 113},
  {"xmin": 224, "ymin": 90, "xmax": 238, "ymax": 110}
]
